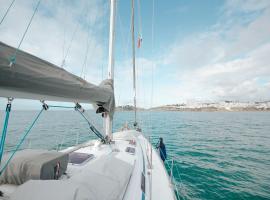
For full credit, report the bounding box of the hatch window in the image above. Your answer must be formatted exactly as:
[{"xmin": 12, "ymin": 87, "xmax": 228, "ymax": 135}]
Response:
[
  {"xmin": 69, "ymin": 152, "xmax": 94, "ymax": 165},
  {"xmin": 125, "ymin": 147, "xmax": 136, "ymax": 154}
]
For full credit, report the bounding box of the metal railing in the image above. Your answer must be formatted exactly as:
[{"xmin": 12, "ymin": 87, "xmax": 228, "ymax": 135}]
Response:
[{"xmin": 145, "ymin": 136, "xmax": 185, "ymax": 200}]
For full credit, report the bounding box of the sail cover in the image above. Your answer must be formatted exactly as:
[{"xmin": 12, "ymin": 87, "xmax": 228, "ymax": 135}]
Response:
[
  {"xmin": 0, "ymin": 42, "xmax": 115, "ymax": 115},
  {"xmin": 9, "ymin": 154, "xmax": 133, "ymax": 200}
]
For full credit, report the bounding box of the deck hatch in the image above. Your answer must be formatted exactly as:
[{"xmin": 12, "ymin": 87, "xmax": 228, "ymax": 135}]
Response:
[
  {"xmin": 125, "ymin": 147, "xmax": 136, "ymax": 154},
  {"xmin": 69, "ymin": 152, "xmax": 94, "ymax": 165}
]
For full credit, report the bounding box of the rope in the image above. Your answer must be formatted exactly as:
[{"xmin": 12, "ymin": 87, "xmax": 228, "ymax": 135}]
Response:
[
  {"xmin": 47, "ymin": 105, "xmax": 105, "ymax": 141},
  {"xmin": 9, "ymin": 0, "xmax": 42, "ymax": 66},
  {"xmin": 150, "ymin": 0, "xmax": 155, "ymax": 109},
  {"xmin": 0, "ymin": 107, "xmax": 44, "ymax": 175},
  {"xmin": 0, "ymin": 0, "xmax": 16, "ymax": 26},
  {"xmin": 75, "ymin": 108, "xmax": 105, "ymax": 141},
  {"xmin": 48, "ymin": 105, "xmax": 74, "ymax": 109},
  {"xmin": 0, "ymin": 102, "xmax": 12, "ymax": 165}
]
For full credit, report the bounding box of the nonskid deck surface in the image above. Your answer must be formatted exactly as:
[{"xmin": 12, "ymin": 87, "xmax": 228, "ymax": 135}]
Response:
[{"xmin": 0, "ymin": 130, "xmax": 175, "ymax": 200}]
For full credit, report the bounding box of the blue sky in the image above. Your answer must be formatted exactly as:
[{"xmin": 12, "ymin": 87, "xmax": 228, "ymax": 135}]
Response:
[{"xmin": 0, "ymin": 0, "xmax": 270, "ymax": 109}]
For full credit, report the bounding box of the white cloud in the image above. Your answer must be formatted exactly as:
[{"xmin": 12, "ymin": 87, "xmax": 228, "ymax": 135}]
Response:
[
  {"xmin": 176, "ymin": 42, "xmax": 270, "ymax": 101},
  {"xmin": 164, "ymin": 31, "xmax": 225, "ymax": 69},
  {"xmin": 1, "ymin": 0, "xmax": 270, "ymax": 108},
  {"xmin": 0, "ymin": 0, "xmax": 110, "ymax": 109},
  {"xmin": 224, "ymin": 0, "xmax": 270, "ymax": 14},
  {"xmin": 0, "ymin": 0, "xmax": 108, "ymax": 84},
  {"xmin": 160, "ymin": 0, "xmax": 270, "ymax": 103}
]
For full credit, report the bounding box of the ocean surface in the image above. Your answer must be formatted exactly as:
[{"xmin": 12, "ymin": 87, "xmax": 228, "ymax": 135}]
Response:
[{"xmin": 0, "ymin": 110, "xmax": 270, "ymax": 200}]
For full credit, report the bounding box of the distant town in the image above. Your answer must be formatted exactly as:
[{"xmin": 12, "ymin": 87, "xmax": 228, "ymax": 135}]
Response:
[{"xmin": 116, "ymin": 101, "xmax": 270, "ymax": 112}]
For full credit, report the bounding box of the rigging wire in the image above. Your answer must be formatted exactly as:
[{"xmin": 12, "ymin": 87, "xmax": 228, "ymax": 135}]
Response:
[
  {"xmin": 0, "ymin": 0, "xmax": 16, "ymax": 26},
  {"xmin": 61, "ymin": 5, "xmax": 89, "ymax": 68},
  {"xmin": 0, "ymin": 103, "xmax": 105, "ymax": 174},
  {"xmin": 0, "ymin": 99, "xmax": 13, "ymax": 165},
  {"xmin": 148, "ymin": 1, "xmax": 156, "ymax": 199},
  {"xmin": 136, "ymin": 0, "xmax": 142, "ymax": 36},
  {"xmin": 150, "ymin": 0, "xmax": 155, "ymax": 110},
  {"xmin": 9, "ymin": 0, "xmax": 42, "ymax": 66},
  {"xmin": 114, "ymin": 0, "xmax": 131, "ymax": 114},
  {"xmin": 135, "ymin": 0, "xmax": 143, "ymax": 127},
  {"xmin": 80, "ymin": 34, "xmax": 90, "ymax": 79},
  {"xmin": 136, "ymin": 0, "xmax": 143, "ymax": 48},
  {"xmin": 76, "ymin": 108, "xmax": 105, "ymax": 141},
  {"xmin": 159, "ymin": 150, "xmax": 185, "ymax": 200},
  {"xmin": 80, "ymin": 2, "xmax": 96, "ymax": 79},
  {"xmin": 0, "ymin": 107, "xmax": 45, "ymax": 175},
  {"xmin": 174, "ymin": 160, "xmax": 188, "ymax": 199},
  {"xmin": 131, "ymin": 0, "xmax": 137, "ymax": 127},
  {"xmin": 116, "ymin": 0, "xmax": 133, "ymax": 113},
  {"xmin": 62, "ymin": 0, "xmax": 68, "ymax": 64},
  {"xmin": 145, "ymin": 0, "xmax": 155, "ymax": 148},
  {"xmin": 102, "ymin": 1, "xmax": 110, "ymax": 82},
  {"xmin": 148, "ymin": 1, "xmax": 186, "ymax": 198},
  {"xmin": 47, "ymin": 105, "xmax": 105, "ymax": 141},
  {"xmin": 148, "ymin": 0, "xmax": 155, "ymax": 149},
  {"xmin": 60, "ymin": 20, "xmax": 80, "ymax": 68}
]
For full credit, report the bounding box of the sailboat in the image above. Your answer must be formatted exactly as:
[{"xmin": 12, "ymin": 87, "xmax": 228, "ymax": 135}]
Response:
[{"xmin": 0, "ymin": 0, "xmax": 176, "ymax": 199}]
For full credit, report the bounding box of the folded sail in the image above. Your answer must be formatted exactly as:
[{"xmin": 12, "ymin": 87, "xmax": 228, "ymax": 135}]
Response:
[{"xmin": 0, "ymin": 42, "xmax": 115, "ymax": 116}]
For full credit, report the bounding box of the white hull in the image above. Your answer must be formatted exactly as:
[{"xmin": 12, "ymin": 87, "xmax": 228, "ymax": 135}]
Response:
[{"xmin": 0, "ymin": 130, "xmax": 175, "ymax": 200}]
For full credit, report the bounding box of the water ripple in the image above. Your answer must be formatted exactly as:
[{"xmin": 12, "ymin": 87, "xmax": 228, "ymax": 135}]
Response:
[{"xmin": 1, "ymin": 111, "xmax": 270, "ymax": 200}]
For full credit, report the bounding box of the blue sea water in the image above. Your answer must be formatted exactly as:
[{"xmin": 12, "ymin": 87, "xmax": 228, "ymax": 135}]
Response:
[{"xmin": 0, "ymin": 110, "xmax": 270, "ymax": 200}]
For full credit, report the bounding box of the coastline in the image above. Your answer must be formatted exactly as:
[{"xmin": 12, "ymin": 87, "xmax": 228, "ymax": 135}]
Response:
[{"xmin": 116, "ymin": 101, "xmax": 270, "ymax": 112}]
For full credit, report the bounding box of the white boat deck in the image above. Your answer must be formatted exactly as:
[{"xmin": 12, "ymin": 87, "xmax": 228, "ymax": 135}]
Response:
[{"xmin": 0, "ymin": 130, "xmax": 175, "ymax": 200}]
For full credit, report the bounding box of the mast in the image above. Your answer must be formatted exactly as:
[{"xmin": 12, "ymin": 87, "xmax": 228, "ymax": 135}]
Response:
[
  {"xmin": 105, "ymin": 0, "xmax": 116, "ymax": 138},
  {"xmin": 131, "ymin": 0, "xmax": 137, "ymax": 127}
]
